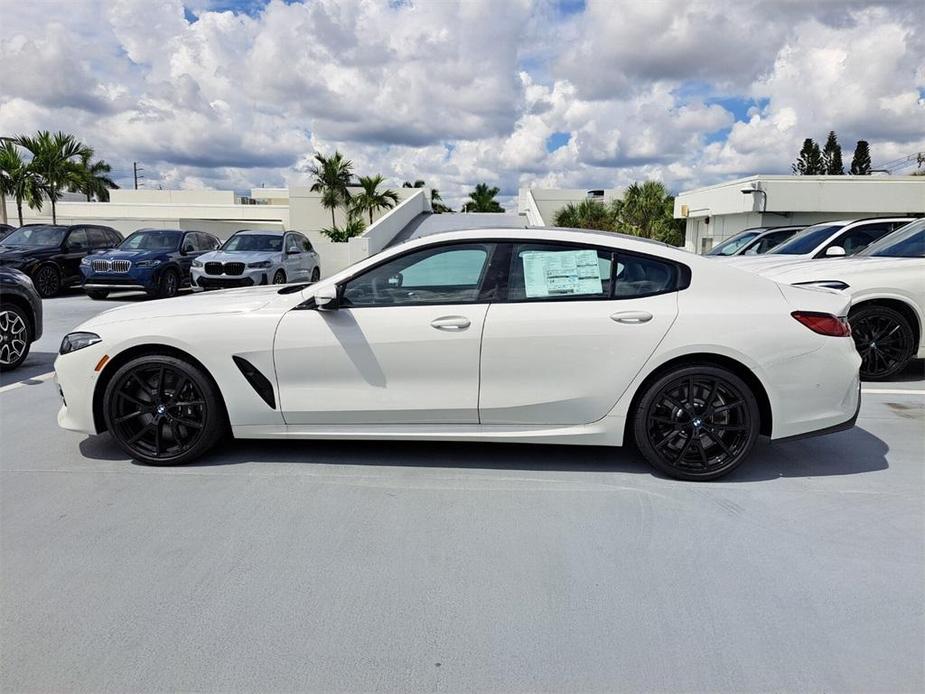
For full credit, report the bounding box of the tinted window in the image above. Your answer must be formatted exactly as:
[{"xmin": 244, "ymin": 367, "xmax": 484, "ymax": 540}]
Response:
[
  {"xmin": 201, "ymin": 233, "xmax": 221, "ymax": 250},
  {"xmin": 88, "ymin": 228, "xmax": 110, "ymax": 248},
  {"xmin": 707, "ymin": 230, "xmax": 763, "ymax": 256},
  {"xmin": 343, "ymin": 244, "xmax": 493, "ymax": 307},
  {"xmin": 508, "ymin": 243, "xmax": 612, "ymax": 300},
  {"xmin": 285, "ymin": 234, "xmax": 301, "ymax": 253},
  {"xmin": 180, "ymin": 233, "xmax": 198, "ymax": 252},
  {"xmin": 613, "ymin": 254, "xmax": 679, "ymax": 298},
  {"xmin": 120, "ymin": 230, "xmax": 182, "ymax": 251},
  {"xmin": 299, "ymin": 234, "xmax": 314, "ymax": 253},
  {"xmin": 770, "ymin": 224, "xmax": 845, "ymax": 255},
  {"xmin": 826, "ymin": 223, "xmax": 901, "ymax": 256},
  {"xmin": 223, "ymin": 234, "xmax": 283, "ymax": 252},
  {"xmin": 108, "ymin": 229, "xmax": 123, "ymax": 246},
  {"xmin": 863, "ymin": 220, "xmax": 925, "ymax": 257},
  {"xmin": 744, "ymin": 229, "xmax": 799, "ymax": 255},
  {"xmin": 66, "ymin": 228, "xmax": 89, "ymax": 250},
  {"xmin": 2, "ymin": 225, "xmax": 67, "ymax": 247}
]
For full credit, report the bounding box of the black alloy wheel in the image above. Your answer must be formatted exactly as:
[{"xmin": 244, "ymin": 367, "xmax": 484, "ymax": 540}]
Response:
[
  {"xmin": 155, "ymin": 269, "xmax": 180, "ymax": 299},
  {"xmin": 272, "ymin": 269, "xmax": 287, "ymax": 285},
  {"xmin": 0, "ymin": 303, "xmax": 31, "ymax": 371},
  {"xmin": 310, "ymin": 267, "xmax": 321, "ymax": 283},
  {"xmin": 634, "ymin": 366, "xmax": 760, "ymax": 481},
  {"xmin": 34, "ymin": 264, "xmax": 61, "ymax": 298},
  {"xmin": 103, "ymin": 356, "xmax": 225, "ymax": 465},
  {"xmin": 850, "ymin": 305, "xmax": 915, "ymax": 381}
]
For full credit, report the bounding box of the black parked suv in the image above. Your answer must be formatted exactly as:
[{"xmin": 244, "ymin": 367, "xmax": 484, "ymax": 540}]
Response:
[
  {"xmin": 0, "ymin": 224, "xmax": 123, "ymax": 297},
  {"xmin": 0, "ymin": 266, "xmax": 43, "ymax": 371}
]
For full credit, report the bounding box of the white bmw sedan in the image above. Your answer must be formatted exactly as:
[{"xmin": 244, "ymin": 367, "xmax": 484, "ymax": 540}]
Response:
[
  {"xmin": 765, "ymin": 219, "xmax": 925, "ymax": 381},
  {"xmin": 55, "ymin": 228, "xmax": 861, "ymax": 481}
]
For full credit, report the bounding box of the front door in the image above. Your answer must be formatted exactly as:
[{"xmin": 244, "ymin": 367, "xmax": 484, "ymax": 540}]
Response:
[
  {"xmin": 479, "ymin": 242, "xmax": 680, "ymax": 425},
  {"xmin": 274, "ymin": 242, "xmax": 499, "ymax": 425}
]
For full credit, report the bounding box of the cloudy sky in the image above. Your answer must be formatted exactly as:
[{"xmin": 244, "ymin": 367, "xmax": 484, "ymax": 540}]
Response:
[{"xmin": 1, "ymin": 0, "xmax": 923, "ymax": 210}]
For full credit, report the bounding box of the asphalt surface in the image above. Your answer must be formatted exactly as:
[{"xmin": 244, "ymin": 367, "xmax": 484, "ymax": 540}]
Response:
[{"xmin": 2, "ymin": 288, "xmax": 923, "ymax": 693}]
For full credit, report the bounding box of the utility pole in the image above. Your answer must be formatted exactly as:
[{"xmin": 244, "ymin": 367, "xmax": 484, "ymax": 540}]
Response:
[{"xmin": 133, "ymin": 162, "xmax": 144, "ymax": 190}]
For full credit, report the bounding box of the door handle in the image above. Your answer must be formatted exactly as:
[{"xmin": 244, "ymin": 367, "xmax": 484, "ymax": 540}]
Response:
[
  {"xmin": 431, "ymin": 316, "xmax": 471, "ymax": 331},
  {"xmin": 610, "ymin": 310, "xmax": 653, "ymax": 324}
]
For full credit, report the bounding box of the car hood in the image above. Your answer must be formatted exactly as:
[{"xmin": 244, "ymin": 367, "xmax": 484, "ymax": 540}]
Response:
[
  {"xmin": 84, "ymin": 285, "xmax": 287, "ymax": 327},
  {"xmin": 0, "ymin": 245, "xmax": 57, "ymax": 260},
  {"xmin": 93, "ymin": 248, "xmax": 168, "ymax": 260},
  {"xmin": 199, "ymin": 250, "xmax": 279, "ymax": 263},
  {"xmin": 716, "ymin": 254, "xmax": 813, "ymax": 274},
  {"xmin": 764, "ymin": 256, "xmax": 925, "ymax": 284}
]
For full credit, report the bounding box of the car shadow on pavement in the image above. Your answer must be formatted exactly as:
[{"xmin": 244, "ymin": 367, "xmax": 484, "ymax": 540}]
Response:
[
  {"xmin": 78, "ymin": 425, "xmax": 889, "ymax": 482},
  {"xmin": 0, "ymin": 351, "xmax": 57, "ymax": 388}
]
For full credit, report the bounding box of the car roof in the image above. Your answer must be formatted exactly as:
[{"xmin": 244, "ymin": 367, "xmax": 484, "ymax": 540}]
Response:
[{"xmin": 230, "ymin": 229, "xmax": 286, "ymax": 237}]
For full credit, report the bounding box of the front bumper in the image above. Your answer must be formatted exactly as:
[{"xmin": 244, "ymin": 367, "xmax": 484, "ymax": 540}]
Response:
[
  {"xmin": 81, "ymin": 269, "xmax": 157, "ymax": 291},
  {"xmin": 191, "ymin": 268, "xmax": 269, "ymax": 290},
  {"xmin": 54, "ymin": 341, "xmax": 109, "ymax": 435}
]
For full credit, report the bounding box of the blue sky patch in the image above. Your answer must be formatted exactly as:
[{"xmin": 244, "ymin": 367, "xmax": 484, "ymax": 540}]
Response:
[{"xmin": 546, "ymin": 131, "xmax": 571, "ymax": 153}]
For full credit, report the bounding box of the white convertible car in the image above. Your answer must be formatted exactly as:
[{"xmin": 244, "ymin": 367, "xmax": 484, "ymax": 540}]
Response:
[
  {"xmin": 765, "ymin": 219, "xmax": 925, "ymax": 380},
  {"xmin": 55, "ymin": 228, "xmax": 861, "ymax": 481}
]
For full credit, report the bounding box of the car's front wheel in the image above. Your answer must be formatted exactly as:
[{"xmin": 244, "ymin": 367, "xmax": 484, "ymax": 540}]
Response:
[
  {"xmin": 272, "ymin": 269, "xmax": 286, "ymax": 285},
  {"xmin": 310, "ymin": 267, "xmax": 320, "ymax": 283},
  {"xmin": 33, "ymin": 264, "xmax": 61, "ymax": 298},
  {"xmin": 633, "ymin": 365, "xmax": 760, "ymax": 481},
  {"xmin": 0, "ymin": 303, "xmax": 32, "ymax": 371},
  {"xmin": 103, "ymin": 355, "xmax": 226, "ymax": 465},
  {"xmin": 150, "ymin": 269, "xmax": 179, "ymax": 299},
  {"xmin": 850, "ymin": 304, "xmax": 915, "ymax": 380}
]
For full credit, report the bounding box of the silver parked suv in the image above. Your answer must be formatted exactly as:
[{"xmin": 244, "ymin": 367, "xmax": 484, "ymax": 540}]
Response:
[{"xmin": 191, "ymin": 229, "xmax": 321, "ymax": 290}]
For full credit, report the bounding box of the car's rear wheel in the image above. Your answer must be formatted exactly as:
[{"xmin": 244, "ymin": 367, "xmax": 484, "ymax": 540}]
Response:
[
  {"xmin": 151, "ymin": 269, "xmax": 179, "ymax": 299},
  {"xmin": 633, "ymin": 365, "xmax": 760, "ymax": 481},
  {"xmin": 34, "ymin": 264, "xmax": 61, "ymax": 298},
  {"xmin": 86, "ymin": 289, "xmax": 109, "ymax": 300},
  {"xmin": 272, "ymin": 269, "xmax": 286, "ymax": 284},
  {"xmin": 103, "ymin": 355, "xmax": 226, "ymax": 465},
  {"xmin": 0, "ymin": 303, "xmax": 32, "ymax": 371},
  {"xmin": 310, "ymin": 267, "xmax": 320, "ymax": 282},
  {"xmin": 850, "ymin": 305, "xmax": 915, "ymax": 380}
]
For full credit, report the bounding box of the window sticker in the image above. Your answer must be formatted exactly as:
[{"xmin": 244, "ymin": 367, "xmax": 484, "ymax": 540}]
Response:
[{"xmin": 521, "ymin": 249, "xmax": 603, "ymax": 297}]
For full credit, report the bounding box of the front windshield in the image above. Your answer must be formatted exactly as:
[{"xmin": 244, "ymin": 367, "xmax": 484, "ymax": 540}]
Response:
[
  {"xmin": 706, "ymin": 229, "xmax": 763, "ymax": 256},
  {"xmin": 120, "ymin": 230, "xmax": 182, "ymax": 251},
  {"xmin": 222, "ymin": 234, "xmax": 282, "ymax": 252},
  {"xmin": 1, "ymin": 225, "xmax": 68, "ymax": 247},
  {"xmin": 862, "ymin": 220, "xmax": 925, "ymax": 258},
  {"xmin": 769, "ymin": 223, "xmax": 845, "ymax": 255}
]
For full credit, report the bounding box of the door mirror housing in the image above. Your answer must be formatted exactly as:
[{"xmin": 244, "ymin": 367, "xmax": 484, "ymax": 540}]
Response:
[
  {"xmin": 314, "ymin": 286, "xmax": 339, "ymax": 311},
  {"xmin": 825, "ymin": 245, "xmax": 846, "ymax": 257}
]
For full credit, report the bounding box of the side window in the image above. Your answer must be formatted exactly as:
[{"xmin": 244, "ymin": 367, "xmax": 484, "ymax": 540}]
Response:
[
  {"xmin": 285, "ymin": 234, "xmax": 301, "ymax": 253},
  {"xmin": 66, "ymin": 228, "xmax": 89, "ymax": 251},
  {"xmin": 204, "ymin": 234, "xmax": 221, "ymax": 250},
  {"xmin": 299, "ymin": 234, "xmax": 314, "ymax": 253},
  {"xmin": 832, "ymin": 224, "xmax": 894, "ymax": 255},
  {"xmin": 108, "ymin": 229, "xmax": 123, "ymax": 246},
  {"xmin": 507, "ymin": 243, "xmax": 612, "ymax": 301},
  {"xmin": 88, "ymin": 228, "xmax": 109, "ymax": 248},
  {"xmin": 613, "ymin": 254, "xmax": 679, "ymax": 298},
  {"xmin": 181, "ymin": 232, "xmax": 197, "ymax": 252},
  {"xmin": 342, "ymin": 243, "xmax": 494, "ymax": 307}
]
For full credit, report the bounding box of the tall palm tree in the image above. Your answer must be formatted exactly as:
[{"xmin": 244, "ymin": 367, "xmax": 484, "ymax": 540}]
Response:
[
  {"xmin": 462, "ymin": 183, "xmax": 505, "ymax": 213},
  {"xmin": 0, "ymin": 141, "xmax": 43, "ymax": 226},
  {"xmin": 308, "ymin": 151, "xmax": 353, "ymax": 227},
  {"xmin": 430, "ymin": 188, "xmax": 452, "ymax": 214},
  {"xmin": 15, "ymin": 131, "xmax": 90, "ymax": 223},
  {"xmin": 613, "ymin": 181, "xmax": 684, "ymax": 246},
  {"xmin": 71, "ymin": 149, "xmax": 119, "ymax": 202},
  {"xmin": 351, "ymin": 174, "xmax": 399, "ymax": 225},
  {"xmin": 402, "ymin": 180, "xmax": 426, "ymax": 189}
]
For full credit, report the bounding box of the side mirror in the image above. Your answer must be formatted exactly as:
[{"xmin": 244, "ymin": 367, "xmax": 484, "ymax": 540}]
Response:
[
  {"xmin": 825, "ymin": 245, "xmax": 846, "ymax": 257},
  {"xmin": 286, "ymin": 248, "xmax": 300, "ymax": 255},
  {"xmin": 314, "ymin": 286, "xmax": 338, "ymax": 311}
]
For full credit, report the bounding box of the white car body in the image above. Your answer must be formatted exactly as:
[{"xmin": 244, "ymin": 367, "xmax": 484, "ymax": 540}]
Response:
[
  {"xmin": 55, "ymin": 228, "xmax": 861, "ymax": 476},
  {"xmin": 191, "ymin": 230, "xmax": 320, "ymax": 290},
  {"xmin": 716, "ymin": 217, "xmax": 915, "ymax": 274}
]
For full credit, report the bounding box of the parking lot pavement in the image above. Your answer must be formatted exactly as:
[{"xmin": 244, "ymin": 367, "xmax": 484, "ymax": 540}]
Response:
[{"xmin": 1, "ymin": 293, "xmax": 923, "ymax": 692}]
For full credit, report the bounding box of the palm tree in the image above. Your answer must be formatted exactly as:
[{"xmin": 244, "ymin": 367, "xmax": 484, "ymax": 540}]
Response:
[
  {"xmin": 430, "ymin": 188, "xmax": 452, "ymax": 214},
  {"xmin": 0, "ymin": 141, "xmax": 43, "ymax": 226},
  {"xmin": 613, "ymin": 181, "xmax": 684, "ymax": 246},
  {"xmin": 553, "ymin": 199, "xmax": 616, "ymax": 231},
  {"xmin": 402, "ymin": 180, "xmax": 426, "ymax": 189},
  {"xmin": 320, "ymin": 216, "xmax": 367, "ymax": 243},
  {"xmin": 351, "ymin": 174, "xmax": 399, "ymax": 225},
  {"xmin": 72, "ymin": 149, "xmax": 119, "ymax": 202},
  {"xmin": 15, "ymin": 131, "xmax": 90, "ymax": 223},
  {"xmin": 462, "ymin": 183, "xmax": 505, "ymax": 213},
  {"xmin": 308, "ymin": 151, "xmax": 353, "ymax": 227}
]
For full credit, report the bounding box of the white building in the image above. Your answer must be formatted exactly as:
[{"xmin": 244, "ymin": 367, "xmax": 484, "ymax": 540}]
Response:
[
  {"xmin": 518, "ymin": 187, "xmax": 624, "ymax": 226},
  {"xmin": 675, "ymin": 175, "xmax": 925, "ymax": 253}
]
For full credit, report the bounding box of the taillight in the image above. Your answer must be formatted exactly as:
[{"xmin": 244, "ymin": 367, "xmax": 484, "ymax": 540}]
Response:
[{"xmin": 791, "ymin": 311, "xmax": 852, "ymax": 337}]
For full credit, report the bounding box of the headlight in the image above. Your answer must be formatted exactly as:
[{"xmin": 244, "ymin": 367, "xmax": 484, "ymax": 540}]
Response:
[
  {"xmin": 80, "ymin": 256, "xmax": 92, "ymax": 265},
  {"xmin": 135, "ymin": 259, "xmax": 162, "ymax": 268},
  {"xmin": 59, "ymin": 332, "xmax": 102, "ymax": 355},
  {"xmin": 793, "ymin": 280, "xmax": 850, "ymax": 291},
  {"xmin": 248, "ymin": 260, "xmax": 271, "ymax": 268},
  {"xmin": 192, "ymin": 259, "xmax": 204, "ymax": 268}
]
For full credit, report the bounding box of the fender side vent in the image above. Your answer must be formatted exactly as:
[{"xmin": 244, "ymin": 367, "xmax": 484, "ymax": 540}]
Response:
[{"xmin": 232, "ymin": 356, "xmax": 276, "ymax": 409}]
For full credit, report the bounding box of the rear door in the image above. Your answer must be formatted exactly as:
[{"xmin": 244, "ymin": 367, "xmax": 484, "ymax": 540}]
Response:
[
  {"xmin": 479, "ymin": 242, "xmax": 681, "ymax": 425},
  {"xmin": 283, "ymin": 233, "xmax": 309, "ymax": 280},
  {"xmin": 60, "ymin": 227, "xmax": 90, "ymax": 283}
]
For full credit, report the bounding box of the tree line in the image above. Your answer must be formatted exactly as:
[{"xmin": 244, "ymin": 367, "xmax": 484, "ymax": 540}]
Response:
[
  {"xmin": 792, "ymin": 131, "xmax": 872, "ymax": 175},
  {"xmin": 552, "ymin": 181, "xmax": 684, "ymax": 246},
  {"xmin": 0, "ymin": 131, "xmax": 118, "ymax": 225}
]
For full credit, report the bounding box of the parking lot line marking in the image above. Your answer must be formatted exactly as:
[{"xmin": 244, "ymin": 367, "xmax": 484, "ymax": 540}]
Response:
[
  {"xmin": 861, "ymin": 387, "xmax": 925, "ymax": 395},
  {"xmin": 0, "ymin": 371, "xmax": 55, "ymax": 394}
]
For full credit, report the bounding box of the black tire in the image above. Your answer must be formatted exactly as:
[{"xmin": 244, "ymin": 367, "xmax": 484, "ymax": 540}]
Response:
[
  {"xmin": 151, "ymin": 269, "xmax": 180, "ymax": 299},
  {"xmin": 0, "ymin": 302, "xmax": 32, "ymax": 371},
  {"xmin": 272, "ymin": 269, "xmax": 287, "ymax": 285},
  {"xmin": 103, "ymin": 355, "xmax": 226, "ymax": 466},
  {"xmin": 310, "ymin": 267, "xmax": 321, "ymax": 283},
  {"xmin": 86, "ymin": 289, "xmax": 110, "ymax": 300},
  {"xmin": 633, "ymin": 365, "xmax": 760, "ymax": 481},
  {"xmin": 33, "ymin": 264, "xmax": 61, "ymax": 298},
  {"xmin": 850, "ymin": 304, "xmax": 915, "ymax": 381}
]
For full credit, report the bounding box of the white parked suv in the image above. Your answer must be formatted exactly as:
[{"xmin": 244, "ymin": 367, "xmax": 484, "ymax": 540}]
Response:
[
  {"xmin": 191, "ymin": 229, "xmax": 321, "ymax": 290},
  {"xmin": 766, "ymin": 219, "xmax": 925, "ymax": 380},
  {"xmin": 717, "ymin": 217, "xmax": 916, "ymax": 273}
]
